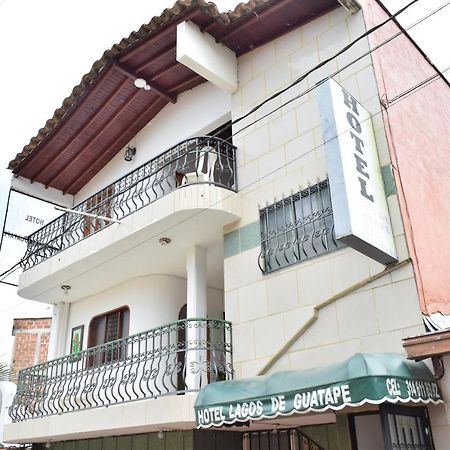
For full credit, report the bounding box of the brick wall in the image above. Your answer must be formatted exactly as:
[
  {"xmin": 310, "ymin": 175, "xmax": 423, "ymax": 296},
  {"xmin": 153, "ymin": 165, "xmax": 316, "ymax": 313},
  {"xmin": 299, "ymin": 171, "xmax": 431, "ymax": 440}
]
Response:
[{"xmin": 11, "ymin": 318, "xmax": 52, "ymax": 372}]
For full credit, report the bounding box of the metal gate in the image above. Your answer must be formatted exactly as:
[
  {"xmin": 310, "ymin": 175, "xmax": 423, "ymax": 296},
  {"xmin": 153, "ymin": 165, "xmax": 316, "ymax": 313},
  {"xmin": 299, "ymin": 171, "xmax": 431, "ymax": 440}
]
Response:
[{"xmin": 243, "ymin": 429, "xmax": 325, "ymax": 450}]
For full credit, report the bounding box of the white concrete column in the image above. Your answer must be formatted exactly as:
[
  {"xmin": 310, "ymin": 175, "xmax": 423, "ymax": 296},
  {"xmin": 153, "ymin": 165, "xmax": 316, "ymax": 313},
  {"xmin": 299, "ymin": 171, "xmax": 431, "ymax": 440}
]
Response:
[
  {"xmin": 47, "ymin": 302, "xmax": 70, "ymax": 360},
  {"xmin": 186, "ymin": 245, "xmax": 207, "ymax": 318},
  {"xmin": 185, "ymin": 246, "xmax": 207, "ymax": 391}
]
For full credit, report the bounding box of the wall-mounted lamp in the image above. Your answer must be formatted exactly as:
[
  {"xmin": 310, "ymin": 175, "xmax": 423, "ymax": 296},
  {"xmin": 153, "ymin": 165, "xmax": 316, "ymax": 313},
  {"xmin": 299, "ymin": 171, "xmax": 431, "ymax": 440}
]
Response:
[
  {"xmin": 124, "ymin": 146, "xmax": 137, "ymax": 162},
  {"xmin": 134, "ymin": 78, "xmax": 151, "ymax": 91},
  {"xmin": 159, "ymin": 237, "xmax": 172, "ymax": 246}
]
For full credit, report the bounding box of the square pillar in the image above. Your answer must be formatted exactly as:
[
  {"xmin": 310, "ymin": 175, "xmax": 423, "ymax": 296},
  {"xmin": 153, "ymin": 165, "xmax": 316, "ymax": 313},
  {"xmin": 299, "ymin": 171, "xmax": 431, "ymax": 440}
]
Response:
[
  {"xmin": 185, "ymin": 246, "xmax": 208, "ymax": 390},
  {"xmin": 47, "ymin": 302, "xmax": 70, "ymax": 360}
]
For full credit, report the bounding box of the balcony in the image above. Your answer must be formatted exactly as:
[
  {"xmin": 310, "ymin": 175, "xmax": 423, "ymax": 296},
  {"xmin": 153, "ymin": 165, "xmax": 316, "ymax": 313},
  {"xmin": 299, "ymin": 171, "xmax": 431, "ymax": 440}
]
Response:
[
  {"xmin": 22, "ymin": 136, "xmax": 237, "ymax": 271},
  {"xmin": 9, "ymin": 318, "xmax": 233, "ymax": 423}
]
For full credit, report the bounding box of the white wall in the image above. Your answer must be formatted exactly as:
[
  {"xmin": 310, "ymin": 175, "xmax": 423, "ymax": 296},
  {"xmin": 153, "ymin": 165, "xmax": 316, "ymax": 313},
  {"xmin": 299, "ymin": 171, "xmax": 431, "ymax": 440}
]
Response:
[
  {"xmin": 65, "ymin": 274, "xmax": 223, "ymax": 354},
  {"xmin": 74, "ymin": 82, "xmax": 232, "ymax": 204}
]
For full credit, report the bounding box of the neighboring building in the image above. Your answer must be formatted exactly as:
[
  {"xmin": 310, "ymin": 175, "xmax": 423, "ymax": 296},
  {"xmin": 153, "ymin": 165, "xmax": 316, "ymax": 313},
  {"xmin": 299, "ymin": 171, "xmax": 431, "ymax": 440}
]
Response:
[
  {"xmin": 0, "ymin": 317, "xmax": 51, "ymax": 446},
  {"xmin": 11, "ymin": 318, "xmax": 52, "ymax": 373},
  {"xmin": 3, "ymin": 1, "xmax": 450, "ymax": 449}
]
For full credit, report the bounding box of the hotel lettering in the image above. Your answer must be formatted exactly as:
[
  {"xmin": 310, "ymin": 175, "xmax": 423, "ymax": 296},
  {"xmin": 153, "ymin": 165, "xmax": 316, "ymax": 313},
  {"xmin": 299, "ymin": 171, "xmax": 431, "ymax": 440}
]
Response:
[{"xmin": 342, "ymin": 89, "xmax": 374, "ymax": 203}]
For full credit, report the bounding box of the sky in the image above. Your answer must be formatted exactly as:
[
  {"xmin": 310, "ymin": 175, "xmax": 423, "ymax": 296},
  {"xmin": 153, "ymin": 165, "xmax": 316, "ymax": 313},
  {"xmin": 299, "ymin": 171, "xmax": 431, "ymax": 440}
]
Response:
[{"xmin": 0, "ymin": 0, "xmax": 448, "ymax": 365}]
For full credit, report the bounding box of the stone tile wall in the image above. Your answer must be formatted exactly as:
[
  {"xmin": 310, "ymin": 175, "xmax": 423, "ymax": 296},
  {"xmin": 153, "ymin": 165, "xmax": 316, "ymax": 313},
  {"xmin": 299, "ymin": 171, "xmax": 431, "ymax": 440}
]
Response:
[{"xmin": 224, "ymin": 7, "xmax": 423, "ymax": 380}]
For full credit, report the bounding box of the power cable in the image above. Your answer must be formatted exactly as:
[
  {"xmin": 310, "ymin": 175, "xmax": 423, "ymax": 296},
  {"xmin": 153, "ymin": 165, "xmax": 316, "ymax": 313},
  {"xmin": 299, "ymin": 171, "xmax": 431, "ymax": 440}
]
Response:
[
  {"xmin": 0, "ymin": 1, "xmax": 448, "ymax": 285},
  {"xmin": 0, "ymin": 280, "xmax": 18, "ymax": 287},
  {"xmin": 12, "ymin": 65, "xmax": 449, "ymax": 299},
  {"xmin": 232, "ymin": 1, "xmax": 450, "ymax": 137},
  {"xmin": 213, "ymin": 0, "xmax": 450, "ymax": 140},
  {"xmin": 232, "ymin": 0, "xmax": 420, "ymax": 125},
  {"xmin": 374, "ymin": 0, "xmax": 450, "ymax": 90},
  {"xmin": 0, "ymin": 300, "xmax": 27, "ymax": 315},
  {"xmin": 0, "ymin": 1, "xmax": 446, "ymax": 284}
]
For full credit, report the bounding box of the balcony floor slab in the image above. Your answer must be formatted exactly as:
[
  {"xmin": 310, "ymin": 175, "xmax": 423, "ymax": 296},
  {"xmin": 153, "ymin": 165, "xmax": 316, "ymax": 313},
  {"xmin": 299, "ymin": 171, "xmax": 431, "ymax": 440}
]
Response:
[
  {"xmin": 4, "ymin": 393, "xmax": 198, "ymax": 444},
  {"xmin": 18, "ymin": 184, "xmax": 240, "ymax": 303}
]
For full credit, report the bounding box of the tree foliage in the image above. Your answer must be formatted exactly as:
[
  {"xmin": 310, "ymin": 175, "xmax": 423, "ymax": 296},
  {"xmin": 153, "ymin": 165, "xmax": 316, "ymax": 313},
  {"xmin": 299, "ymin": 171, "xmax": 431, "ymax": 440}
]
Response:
[{"xmin": 0, "ymin": 362, "xmax": 16, "ymax": 382}]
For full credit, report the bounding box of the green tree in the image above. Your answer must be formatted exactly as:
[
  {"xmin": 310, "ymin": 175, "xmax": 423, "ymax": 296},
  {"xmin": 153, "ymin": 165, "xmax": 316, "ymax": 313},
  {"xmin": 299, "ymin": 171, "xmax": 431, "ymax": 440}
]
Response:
[{"xmin": 0, "ymin": 362, "xmax": 16, "ymax": 382}]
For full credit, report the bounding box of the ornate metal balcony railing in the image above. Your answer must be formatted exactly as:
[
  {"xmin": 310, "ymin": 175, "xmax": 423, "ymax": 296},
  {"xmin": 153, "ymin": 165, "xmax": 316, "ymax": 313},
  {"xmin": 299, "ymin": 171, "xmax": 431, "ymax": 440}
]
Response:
[
  {"xmin": 9, "ymin": 318, "xmax": 233, "ymax": 422},
  {"xmin": 22, "ymin": 136, "xmax": 237, "ymax": 270}
]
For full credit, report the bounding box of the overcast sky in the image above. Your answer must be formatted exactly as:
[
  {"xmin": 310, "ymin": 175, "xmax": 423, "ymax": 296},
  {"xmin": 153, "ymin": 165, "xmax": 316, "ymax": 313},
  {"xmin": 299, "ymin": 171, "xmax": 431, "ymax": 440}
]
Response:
[{"xmin": 0, "ymin": 0, "xmax": 448, "ymax": 364}]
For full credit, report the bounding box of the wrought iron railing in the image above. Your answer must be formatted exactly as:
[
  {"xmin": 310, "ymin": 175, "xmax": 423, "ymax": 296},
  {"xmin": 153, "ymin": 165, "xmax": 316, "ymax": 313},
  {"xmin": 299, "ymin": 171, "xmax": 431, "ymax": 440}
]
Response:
[
  {"xmin": 9, "ymin": 318, "xmax": 233, "ymax": 422},
  {"xmin": 22, "ymin": 136, "xmax": 237, "ymax": 270}
]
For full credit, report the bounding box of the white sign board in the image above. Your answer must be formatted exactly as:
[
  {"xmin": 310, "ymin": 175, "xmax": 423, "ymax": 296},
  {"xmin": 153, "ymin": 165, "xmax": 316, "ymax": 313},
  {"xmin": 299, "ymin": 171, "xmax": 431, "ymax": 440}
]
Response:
[
  {"xmin": 318, "ymin": 78, "xmax": 397, "ymax": 265},
  {"xmin": 0, "ymin": 189, "xmax": 64, "ymax": 284}
]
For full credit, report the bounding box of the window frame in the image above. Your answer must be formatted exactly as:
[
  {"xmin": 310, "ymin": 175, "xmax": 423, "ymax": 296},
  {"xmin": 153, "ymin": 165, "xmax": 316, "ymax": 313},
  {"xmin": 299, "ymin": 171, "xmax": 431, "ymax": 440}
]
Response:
[
  {"xmin": 258, "ymin": 179, "xmax": 342, "ymax": 274},
  {"xmin": 87, "ymin": 306, "xmax": 130, "ymax": 366}
]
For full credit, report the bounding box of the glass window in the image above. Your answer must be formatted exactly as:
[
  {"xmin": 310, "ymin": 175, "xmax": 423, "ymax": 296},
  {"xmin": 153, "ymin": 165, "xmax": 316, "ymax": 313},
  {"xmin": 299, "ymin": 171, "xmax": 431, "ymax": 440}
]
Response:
[{"xmin": 259, "ymin": 180, "xmax": 343, "ymax": 273}]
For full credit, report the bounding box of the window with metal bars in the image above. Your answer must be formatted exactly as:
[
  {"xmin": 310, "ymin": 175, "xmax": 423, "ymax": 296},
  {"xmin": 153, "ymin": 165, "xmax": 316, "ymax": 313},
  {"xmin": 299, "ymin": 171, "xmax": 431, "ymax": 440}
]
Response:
[
  {"xmin": 88, "ymin": 306, "xmax": 130, "ymax": 365},
  {"xmin": 258, "ymin": 179, "xmax": 343, "ymax": 274}
]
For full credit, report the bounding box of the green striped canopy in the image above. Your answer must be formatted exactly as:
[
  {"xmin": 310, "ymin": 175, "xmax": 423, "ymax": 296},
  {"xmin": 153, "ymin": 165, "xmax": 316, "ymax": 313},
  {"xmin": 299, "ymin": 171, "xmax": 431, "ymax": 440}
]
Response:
[{"xmin": 195, "ymin": 353, "xmax": 442, "ymax": 428}]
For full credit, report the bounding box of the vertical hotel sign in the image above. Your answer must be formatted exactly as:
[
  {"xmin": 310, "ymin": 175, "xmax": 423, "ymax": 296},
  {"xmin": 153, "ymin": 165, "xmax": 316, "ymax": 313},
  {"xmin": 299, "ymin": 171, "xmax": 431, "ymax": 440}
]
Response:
[{"xmin": 318, "ymin": 79, "xmax": 397, "ymax": 265}]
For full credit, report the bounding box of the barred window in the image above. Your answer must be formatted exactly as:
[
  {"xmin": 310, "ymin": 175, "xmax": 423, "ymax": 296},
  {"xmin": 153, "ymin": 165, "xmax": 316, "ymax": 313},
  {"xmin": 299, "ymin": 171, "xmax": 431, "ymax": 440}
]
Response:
[{"xmin": 258, "ymin": 180, "xmax": 343, "ymax": 274}]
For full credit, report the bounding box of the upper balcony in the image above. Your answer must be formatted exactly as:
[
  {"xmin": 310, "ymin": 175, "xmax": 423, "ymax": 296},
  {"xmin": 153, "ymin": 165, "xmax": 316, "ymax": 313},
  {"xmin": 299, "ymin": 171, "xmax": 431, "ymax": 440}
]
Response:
[{"xmin": 17, "ymin": 137, "xmax": 240, "ymax": 302}]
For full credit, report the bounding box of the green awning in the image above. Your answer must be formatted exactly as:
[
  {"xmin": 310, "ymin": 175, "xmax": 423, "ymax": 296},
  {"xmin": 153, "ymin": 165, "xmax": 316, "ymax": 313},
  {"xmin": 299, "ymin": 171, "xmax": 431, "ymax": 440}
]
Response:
[{"xmin": 195, "ymin": 353, "xmax": 443, "ymax": 428}]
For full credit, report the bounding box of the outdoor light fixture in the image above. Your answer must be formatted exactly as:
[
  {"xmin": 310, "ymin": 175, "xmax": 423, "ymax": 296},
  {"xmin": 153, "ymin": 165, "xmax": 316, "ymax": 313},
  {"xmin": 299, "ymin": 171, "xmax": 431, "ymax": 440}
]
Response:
[
  {"xmin": 124, "ymin": 146, "xmax": 136, "ymax": 162},
  {"xmin": 159, "ymin": 237, "xmax": 172, "ymax": 246},
  {"xmin": 61, "ymin": 285, "xmax": 71, "ymax": 293},
  {"xmin": 134, "ymin": 78, "xmax": 151, "ymax": 91},
  {"xmin": 157, "ymin": 431, "xmax": 164, "ymax": 439}
]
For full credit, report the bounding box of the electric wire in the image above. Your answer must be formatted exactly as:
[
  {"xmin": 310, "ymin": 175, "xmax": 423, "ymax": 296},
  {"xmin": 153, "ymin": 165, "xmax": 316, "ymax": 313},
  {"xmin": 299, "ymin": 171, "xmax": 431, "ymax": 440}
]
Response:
[
  {"xmin": 0, "ymin": 1, "xmax": 448, "ymax": 286},
  {"xmin": 0, "ymin": 1, "xmax": 446, "ymax": 284},
  {"xmin": 5, "ymin": 65, "xmax": 448, "ymax": 300},
  {"xmin": 214, "ymin": 0, "xmax": 450, "ymax": 140},
  {"xmin": 232, "ymin": 0, "xmax": 420, "ymax": 125},
  {"xmin": 0, "ymin": 280, "xmax": 18, "ymax": 287}
]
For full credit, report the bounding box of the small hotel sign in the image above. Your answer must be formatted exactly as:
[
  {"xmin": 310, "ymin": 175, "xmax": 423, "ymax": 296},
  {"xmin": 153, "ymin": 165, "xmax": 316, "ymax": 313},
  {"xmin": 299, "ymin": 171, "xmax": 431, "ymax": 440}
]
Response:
[{"xmin": 318, "ymin": 79, "xmax": 397, "ymax": 265}]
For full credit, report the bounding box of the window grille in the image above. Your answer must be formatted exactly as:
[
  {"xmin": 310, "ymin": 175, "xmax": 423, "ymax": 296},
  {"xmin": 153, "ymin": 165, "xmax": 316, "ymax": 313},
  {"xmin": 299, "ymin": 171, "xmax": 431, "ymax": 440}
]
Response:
[{"xmin": 258, "ymin": 179, "xmax": 343, "ymax": 273}]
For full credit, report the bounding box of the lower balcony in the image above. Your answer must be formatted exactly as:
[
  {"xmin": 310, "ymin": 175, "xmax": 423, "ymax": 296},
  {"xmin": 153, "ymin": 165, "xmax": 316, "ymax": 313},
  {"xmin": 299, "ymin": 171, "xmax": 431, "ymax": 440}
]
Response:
[{"xmin": 7, "ymin": 318, "xmax": 232, "ymax": 441}]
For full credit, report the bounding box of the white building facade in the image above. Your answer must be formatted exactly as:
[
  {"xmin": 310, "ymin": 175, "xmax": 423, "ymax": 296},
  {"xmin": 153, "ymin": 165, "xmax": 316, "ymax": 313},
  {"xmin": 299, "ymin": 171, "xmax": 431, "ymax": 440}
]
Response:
[{"xmin": 4, "ymin": 1, "xmax": 450, "ymax": 449}]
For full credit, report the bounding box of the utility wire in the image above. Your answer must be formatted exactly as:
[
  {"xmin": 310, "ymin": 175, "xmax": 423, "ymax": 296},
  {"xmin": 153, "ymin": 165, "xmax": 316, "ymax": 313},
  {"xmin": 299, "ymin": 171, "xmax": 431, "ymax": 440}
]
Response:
[
  {"xmin": 214, "ymin": 0, "xmax": 450, "ymax": 140},
  {"xmin": 0, "ymin": 280, "xmax": 18, "ymax": 287},
  {"xmin": 8, "ymin": 65, "xmax": 448, "ymax": 300},
  {"xmin": 0, "ymin": 0, "xmax": 445, "ymax": 284},
  {"xmin": 232, "ymin": 0, "xmax": 420, "ymax": 125},
  {"xmin": 0, "ymin": 1, "xmax": 447, "ymax": 285}
]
